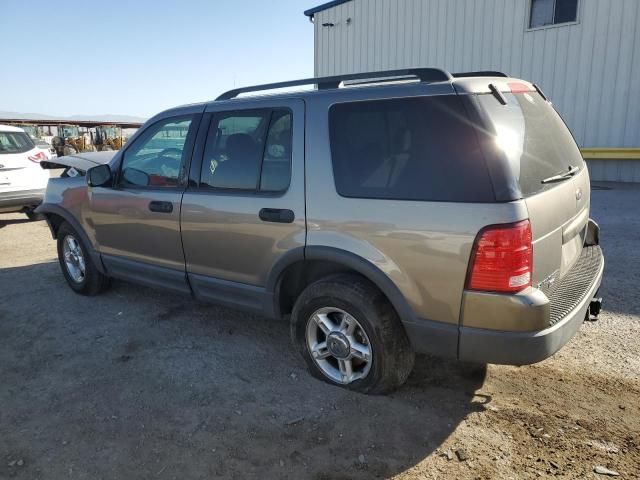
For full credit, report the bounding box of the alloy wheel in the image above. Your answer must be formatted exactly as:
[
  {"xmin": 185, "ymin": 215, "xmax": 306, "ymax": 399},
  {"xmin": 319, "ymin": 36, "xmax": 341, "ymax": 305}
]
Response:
[{"xmin": 305, "ymin": 307, "xmax": 372, "ymax": 384}]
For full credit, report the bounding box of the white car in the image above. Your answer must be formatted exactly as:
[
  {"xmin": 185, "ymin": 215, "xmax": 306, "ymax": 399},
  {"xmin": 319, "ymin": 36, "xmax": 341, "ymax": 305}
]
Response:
[{"xmin": 0, "ymin": 124, "xmax": 51, "ymax": 219}]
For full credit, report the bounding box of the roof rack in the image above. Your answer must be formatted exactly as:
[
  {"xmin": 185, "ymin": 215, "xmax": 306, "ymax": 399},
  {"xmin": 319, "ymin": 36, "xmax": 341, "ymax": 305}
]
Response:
[
  {"xmin": 216, "ymin": 68, "xmax": 453, "ymax": 101},
  {"xmin": 452, "ymin": 71, "xmax": 509, "ymax": 78}
]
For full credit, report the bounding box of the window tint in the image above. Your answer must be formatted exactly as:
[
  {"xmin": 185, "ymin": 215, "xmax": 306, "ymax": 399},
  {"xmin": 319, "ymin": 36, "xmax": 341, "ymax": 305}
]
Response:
[
  {"xmin": 0, "ymin": 131, "xmax": 34, "ymax": 154},
  {"xmin": 477, "ymin": 91, "xmax": 584, "ymax": 197},
  {"xmin": 120, "ymin": 117, "xmax": 193, "ymax": 188},
  {"xmin": 329, "ymin": 95, "xmax": 494, "ymax": 202},
  {"xmin": 530, "ymin": 0, "xmax": 578, "ymax": 28},
  {"xmin": 261, "ymin": 111, "xmax": 292, "ymax": 192},
  {"xmin": 200, "ymin": 109, "xmax": 292, "ymax": 192}
]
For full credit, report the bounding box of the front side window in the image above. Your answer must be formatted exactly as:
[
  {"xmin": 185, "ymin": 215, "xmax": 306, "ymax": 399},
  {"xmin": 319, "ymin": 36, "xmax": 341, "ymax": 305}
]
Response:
[
  {"xmin": 530, "ymin": 0, "xmax": 578, "ymax": 28},
  {"xmin": 200, "ymin": 109, "xmax": 292, "ymax": 192},
  {"xmin": 0, "ymin": 131, "xmax": 34, "ymax": 154},
  {"xmin": 120, "ymin": 117, "xmax": 193, "ymax": 188},
  {"xmin": 329, "ymin": 95, "xmax": 494, "ymax": 202}
]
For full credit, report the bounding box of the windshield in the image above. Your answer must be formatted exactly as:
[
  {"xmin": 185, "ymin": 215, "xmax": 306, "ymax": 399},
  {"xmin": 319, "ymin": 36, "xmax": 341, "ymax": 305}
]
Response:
[
  {"xmin": 0, "ymin": 131, "xmax": 35, "ymax": 154},
  {"xmin": 477, "ymin": 91, "xmax": 584, "ymax": 196},
  {"xmin": 61, "ymin": 126, "xmax": 80, "ymax": 137}
]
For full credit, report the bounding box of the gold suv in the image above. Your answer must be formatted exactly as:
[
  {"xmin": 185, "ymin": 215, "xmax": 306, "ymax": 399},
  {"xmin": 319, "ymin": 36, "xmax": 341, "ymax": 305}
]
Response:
[{"xmin": 38, "ymin": 69, "xmax": 604, "ymax": 393}]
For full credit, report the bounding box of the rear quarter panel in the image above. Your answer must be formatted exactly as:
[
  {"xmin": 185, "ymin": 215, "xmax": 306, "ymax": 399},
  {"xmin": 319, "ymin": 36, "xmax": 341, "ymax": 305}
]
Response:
[{"xmin": 306, "ymin": 200, "xmax": 529, "ymax": 325}]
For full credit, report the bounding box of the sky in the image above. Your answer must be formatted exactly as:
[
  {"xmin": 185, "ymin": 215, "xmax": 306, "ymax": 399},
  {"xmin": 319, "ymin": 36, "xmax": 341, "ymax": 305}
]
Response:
[{"xmin": 0, "ymin": 0, "xmax": 320, "ymax": 118}]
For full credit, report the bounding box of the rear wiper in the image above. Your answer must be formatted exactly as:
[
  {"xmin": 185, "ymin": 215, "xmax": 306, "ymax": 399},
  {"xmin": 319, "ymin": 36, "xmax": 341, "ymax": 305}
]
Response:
[{"xmin": 541, "ymin": 165, "xmax": 580, "ymax": 184}]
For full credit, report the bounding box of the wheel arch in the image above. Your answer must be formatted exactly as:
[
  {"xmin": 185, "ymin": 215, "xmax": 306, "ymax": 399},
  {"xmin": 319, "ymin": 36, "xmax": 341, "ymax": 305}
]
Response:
[
  {"xmin": 37, "ymin": 203, "xmax": 106, "ymax": 274},
  {"xmin": 268, "ymin": 246, "xmax": 417, "ymax": 325}
]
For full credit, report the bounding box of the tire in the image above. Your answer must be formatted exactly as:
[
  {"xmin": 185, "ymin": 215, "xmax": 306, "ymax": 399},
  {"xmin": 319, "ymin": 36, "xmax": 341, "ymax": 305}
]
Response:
[
  {"xmin": 56, "ymin": 222, "xmax": 110, "ymax": 295},
  {"xmin": 291, "ymin": 274, "xmax": 415, "ymax": 394}
]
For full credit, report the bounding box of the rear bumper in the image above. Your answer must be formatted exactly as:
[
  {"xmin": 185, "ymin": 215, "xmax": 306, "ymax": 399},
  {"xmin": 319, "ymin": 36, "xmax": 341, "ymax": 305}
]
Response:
[
  {"xmin": 0, "ymin": 188, "xmax": 45, "ymax": 212},
  {"xmin": 402, "ymin": 244, "xmax": 604, "ymax": 364},
  {"xmin": 458, "ymin": 245, "xmax": 604, "ymax": 365}
]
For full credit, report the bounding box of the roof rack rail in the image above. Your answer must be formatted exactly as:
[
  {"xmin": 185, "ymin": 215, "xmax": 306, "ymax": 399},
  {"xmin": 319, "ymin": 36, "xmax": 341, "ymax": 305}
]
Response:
[
  {"xmin": 452, "ymin": 71, "xmax": 509, "ymax": 78},
  {"xmin": 216, "ymin": 68, "xmax": 453, "ymax": 101}
]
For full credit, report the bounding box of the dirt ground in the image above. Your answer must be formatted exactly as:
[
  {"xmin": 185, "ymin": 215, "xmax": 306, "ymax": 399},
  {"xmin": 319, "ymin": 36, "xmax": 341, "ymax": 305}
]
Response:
[{"xmin": 0, "ymin": 182, "xmax": 638, "ymax": 480}]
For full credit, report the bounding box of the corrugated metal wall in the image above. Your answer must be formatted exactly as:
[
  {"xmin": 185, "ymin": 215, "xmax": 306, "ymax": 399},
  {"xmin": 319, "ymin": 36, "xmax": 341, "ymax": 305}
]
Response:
[
  {"xmin": 587, "ymin": 159, "xmax": 640, "ymax": 183},
  {"xmin": 313, "ymin": 0, "xmax": 640, "ymax": 152}
]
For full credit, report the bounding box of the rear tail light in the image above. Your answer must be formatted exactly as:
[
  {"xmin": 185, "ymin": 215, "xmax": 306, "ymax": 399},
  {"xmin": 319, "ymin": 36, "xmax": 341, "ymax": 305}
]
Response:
[
  {"xmin": 28, "ymin": 151, "xmax": 46, "ymax": 163},
  {"xmin": 466, "ymin": 220, "xmax": 533, "ymax": 294}
]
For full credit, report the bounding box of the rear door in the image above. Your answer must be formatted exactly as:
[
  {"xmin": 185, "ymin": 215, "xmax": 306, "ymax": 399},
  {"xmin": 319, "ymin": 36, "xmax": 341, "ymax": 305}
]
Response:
[
  {"xmin": 180, "ymin": 99, "xmax": 305, "ymax": 312},
  {"xmin": 477, "ymin": 89, "xmax": 588, "ymax": 286}
]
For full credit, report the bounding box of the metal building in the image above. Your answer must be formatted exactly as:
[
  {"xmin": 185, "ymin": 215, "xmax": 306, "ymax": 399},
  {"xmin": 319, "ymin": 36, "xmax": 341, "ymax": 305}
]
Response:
[{"xmin": 304, "ymin": 0, "xmax": 640, "ymax": 182}]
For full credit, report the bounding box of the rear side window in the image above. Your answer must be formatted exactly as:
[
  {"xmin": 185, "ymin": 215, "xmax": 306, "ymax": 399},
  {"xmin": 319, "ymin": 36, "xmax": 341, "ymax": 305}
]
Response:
[
  {"xmin": 329, "ymin": 95, "xmax": 494, "ymax": 202},
  {"xmin": 0, "ymin": 132, "xmax": 34, "ymax": 154},
  {"xmin": 477, "ymin": 91, "xmax": 584, "ymax": 196},
  {"xmin": 200, "ymin": 109, "xmax": 292, "ymax": 192}
]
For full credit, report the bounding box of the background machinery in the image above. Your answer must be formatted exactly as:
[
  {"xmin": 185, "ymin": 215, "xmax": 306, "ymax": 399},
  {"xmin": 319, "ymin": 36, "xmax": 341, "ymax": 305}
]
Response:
[
  {"xmin": 51, "ymin": 124, "xmax": 93, "ymax": 156},
  {"xmin": 92, "ymin": 125, "xmax": 124, "ymax": 151}
]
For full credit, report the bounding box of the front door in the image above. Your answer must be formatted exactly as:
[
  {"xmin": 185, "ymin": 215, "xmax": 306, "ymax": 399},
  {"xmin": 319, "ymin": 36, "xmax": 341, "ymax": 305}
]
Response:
[
  {"xmin": 88, "ymin": 111, "xmax": 201, "ymax": 293},
  {"xmin": 180, "ymin": 99, "xmax": 305, "ymax": 313}
]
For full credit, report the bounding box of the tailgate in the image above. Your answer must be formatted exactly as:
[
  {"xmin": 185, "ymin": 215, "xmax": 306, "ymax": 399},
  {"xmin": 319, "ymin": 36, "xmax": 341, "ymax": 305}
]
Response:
[{"xmin": 526, "ymin": 170, "xmax": 589, "ymax": 286}]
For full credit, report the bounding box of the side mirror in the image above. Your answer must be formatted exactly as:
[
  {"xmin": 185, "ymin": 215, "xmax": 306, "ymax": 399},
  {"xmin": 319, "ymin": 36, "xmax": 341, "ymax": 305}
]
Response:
[{"xmin": 87, "ymin": 164, "xmax": 113, "ymax": 187}]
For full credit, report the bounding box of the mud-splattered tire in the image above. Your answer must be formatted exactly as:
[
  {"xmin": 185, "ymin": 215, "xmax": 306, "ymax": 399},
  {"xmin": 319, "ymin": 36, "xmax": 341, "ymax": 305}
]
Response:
[{"xmin": 291, "ymin": 274, "xmax": 415, "ymax": 394}]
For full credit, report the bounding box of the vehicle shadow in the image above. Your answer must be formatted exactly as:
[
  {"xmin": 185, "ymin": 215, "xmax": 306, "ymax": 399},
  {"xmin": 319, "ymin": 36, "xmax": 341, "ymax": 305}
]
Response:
[
  {"xmin": 0, "ymin": 262, "xmax": 488, "ymax": 479},
  {"xmin": 0, "ymin": 216, "xmax": 33, "ymax": 228}
]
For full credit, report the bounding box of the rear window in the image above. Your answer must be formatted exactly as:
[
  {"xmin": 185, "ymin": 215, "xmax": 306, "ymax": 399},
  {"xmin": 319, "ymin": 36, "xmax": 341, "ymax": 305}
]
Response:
[
  {"xmin": 0, "ymin": 131, "xmax": 34, "ymax": 154},
  {"xmin": 329, "ymin": 95, "xmax": 495, "ymax": 202},
  {"xmin": 477, "ymin": 91, "xmax": 584, "ymax": 196}
]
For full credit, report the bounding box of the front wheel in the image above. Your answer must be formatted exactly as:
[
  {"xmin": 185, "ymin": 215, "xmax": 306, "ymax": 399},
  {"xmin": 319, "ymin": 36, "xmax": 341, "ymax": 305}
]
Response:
[
  {"xmin": 291, "ymin": 274, "xmax": 415, "ymax": 394},
  {"xmin": 56, "ymin": 222, "xmax": 110, "ymax": 295}
]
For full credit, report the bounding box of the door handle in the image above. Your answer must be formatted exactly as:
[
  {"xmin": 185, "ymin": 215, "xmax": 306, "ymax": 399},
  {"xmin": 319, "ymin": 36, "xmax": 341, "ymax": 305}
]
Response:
[
  {"xmin": 259, "ymin": 208, "xmax": 294, "ymax": 223},
  {"xmin": 148, "ymin": 201, "xmax": 173, "ymax": 213}
]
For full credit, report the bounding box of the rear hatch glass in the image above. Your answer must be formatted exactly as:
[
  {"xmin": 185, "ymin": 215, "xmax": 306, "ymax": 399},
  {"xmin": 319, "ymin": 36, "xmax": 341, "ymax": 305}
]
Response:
[{"xmin": 476, "ymin": 91, "xmax": 584, "ymax": 196}]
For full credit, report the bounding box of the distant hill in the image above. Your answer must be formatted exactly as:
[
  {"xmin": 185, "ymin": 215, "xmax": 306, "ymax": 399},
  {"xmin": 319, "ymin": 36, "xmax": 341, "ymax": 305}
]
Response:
[{"xmin": 0, "ymin": 110, "xmax": 147, "ymax": 123}]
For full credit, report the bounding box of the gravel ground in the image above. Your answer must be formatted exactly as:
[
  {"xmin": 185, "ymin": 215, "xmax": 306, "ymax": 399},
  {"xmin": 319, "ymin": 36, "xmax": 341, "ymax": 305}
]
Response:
[{"xmin": 0, "ymin": 182, "xmax": 638, "ymax": 479}]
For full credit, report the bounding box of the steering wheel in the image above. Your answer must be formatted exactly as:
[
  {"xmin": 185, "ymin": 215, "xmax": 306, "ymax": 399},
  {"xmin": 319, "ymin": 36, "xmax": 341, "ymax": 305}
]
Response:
[{"xmin": 159, "ymin": 148, "xmax": 183, "ymax": 158}]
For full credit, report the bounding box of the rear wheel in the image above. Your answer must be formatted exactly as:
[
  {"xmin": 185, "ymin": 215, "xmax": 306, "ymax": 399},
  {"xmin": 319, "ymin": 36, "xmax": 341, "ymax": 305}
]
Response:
[
  {"xmin": 291, "ymin": 274, "xmax": 415, "ymax": 394},
  {"xmin": 56, "ymin": 222, "xmax": 110, "ymax": 295}
]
